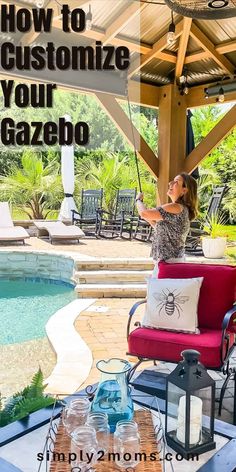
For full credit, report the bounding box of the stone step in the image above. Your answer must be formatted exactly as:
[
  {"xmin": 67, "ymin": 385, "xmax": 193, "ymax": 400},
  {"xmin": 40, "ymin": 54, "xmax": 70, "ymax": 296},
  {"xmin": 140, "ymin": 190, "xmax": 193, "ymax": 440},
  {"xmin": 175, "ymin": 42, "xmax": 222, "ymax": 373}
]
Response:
[
  {"xmin": 75, "ymin": 283, "xmax": 147, "ymax": 298},
  {"xmin": 75, "ymin": 258, "xmax": 154, "ymax": 271},
  {"xmin": 74, "ymin": 269, "xmax": 152, "ymax": 284}
]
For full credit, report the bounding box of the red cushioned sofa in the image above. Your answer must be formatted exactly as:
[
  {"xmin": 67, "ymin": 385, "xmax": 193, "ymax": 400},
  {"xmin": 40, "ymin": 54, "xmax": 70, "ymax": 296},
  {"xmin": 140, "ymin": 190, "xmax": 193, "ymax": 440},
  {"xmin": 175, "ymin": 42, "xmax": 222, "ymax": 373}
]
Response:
[{"xmin": 127, "ymin": 262, "xmax": 236, "ymax": 421}]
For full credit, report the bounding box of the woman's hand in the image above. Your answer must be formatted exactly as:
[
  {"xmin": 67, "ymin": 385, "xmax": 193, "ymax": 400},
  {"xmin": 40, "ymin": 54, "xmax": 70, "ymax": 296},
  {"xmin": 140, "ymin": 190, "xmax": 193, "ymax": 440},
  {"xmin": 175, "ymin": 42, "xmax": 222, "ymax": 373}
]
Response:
[{"xmin": 136, "ymin": 192, "xmax": 144, "ymax": 201}]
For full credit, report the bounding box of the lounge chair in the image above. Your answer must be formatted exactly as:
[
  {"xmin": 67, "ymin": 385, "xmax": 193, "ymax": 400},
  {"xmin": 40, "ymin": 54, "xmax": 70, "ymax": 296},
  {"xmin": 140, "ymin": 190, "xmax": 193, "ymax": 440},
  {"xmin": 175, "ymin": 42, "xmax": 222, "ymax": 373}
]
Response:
[
  {"xmin": 34, "ymin": 221, "xmax": 85, "ymax": 244},
  {"xmin": 0, "ymin": 202, "xmax": 30, "ymax": 244}
]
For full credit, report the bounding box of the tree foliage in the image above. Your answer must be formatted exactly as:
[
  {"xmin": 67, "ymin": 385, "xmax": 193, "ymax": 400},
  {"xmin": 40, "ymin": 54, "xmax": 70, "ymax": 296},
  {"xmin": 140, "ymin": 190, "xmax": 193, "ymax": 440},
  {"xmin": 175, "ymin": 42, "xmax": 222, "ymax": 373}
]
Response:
[
  {"xmin": 0, "ymin": 151, "xmax": 63, "ymax": 219},
  {"xmin": 192, "ymin": 106, "xmax": 236, "ymax": 222},
  {"xmin": 75, "ymin": 151, "xmax": 156, "ymax": 213}
]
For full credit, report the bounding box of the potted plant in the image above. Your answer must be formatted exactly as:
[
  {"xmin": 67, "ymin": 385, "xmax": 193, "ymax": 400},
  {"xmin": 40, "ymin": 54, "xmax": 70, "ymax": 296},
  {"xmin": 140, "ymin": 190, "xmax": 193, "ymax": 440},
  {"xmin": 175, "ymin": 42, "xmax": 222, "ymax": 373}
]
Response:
[{"xmin": 202, "ymin": 213, "xmax": 227, "ymax": 259}]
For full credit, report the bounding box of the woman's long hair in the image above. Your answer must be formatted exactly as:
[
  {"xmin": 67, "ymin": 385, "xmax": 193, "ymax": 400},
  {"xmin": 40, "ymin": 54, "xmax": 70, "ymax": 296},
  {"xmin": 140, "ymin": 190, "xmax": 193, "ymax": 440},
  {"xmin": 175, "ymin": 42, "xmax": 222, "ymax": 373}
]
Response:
[{"xmin": 177, "ymin": 172, "xmax": 198, "ymax": 221}]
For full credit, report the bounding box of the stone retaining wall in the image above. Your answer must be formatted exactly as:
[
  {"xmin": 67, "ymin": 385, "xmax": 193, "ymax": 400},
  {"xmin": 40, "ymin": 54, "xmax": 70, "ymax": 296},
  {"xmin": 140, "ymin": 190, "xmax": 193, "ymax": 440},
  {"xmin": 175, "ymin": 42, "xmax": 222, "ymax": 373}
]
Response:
[{"xmin": 0, "ymin": 251, "xmax": 74, "ymax": 283}]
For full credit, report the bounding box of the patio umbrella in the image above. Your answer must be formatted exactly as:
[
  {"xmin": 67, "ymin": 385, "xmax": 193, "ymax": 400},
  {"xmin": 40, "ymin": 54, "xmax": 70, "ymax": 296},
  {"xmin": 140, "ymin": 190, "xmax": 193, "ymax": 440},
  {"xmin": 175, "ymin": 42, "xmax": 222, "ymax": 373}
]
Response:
[
  {"xmin": 58, "ymin": 115, "xmax": 78, "ymax": 221},
  {"xmin": 186, "ymin": 110, "xmax": 199, "ymax": 180}
]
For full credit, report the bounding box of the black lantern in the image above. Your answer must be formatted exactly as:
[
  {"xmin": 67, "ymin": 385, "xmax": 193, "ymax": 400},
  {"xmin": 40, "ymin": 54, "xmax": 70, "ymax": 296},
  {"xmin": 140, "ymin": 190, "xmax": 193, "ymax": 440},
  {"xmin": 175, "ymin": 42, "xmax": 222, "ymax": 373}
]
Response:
[{"xmin": 165, "ymin": 350, "xmax": 216, "ymax": 458}]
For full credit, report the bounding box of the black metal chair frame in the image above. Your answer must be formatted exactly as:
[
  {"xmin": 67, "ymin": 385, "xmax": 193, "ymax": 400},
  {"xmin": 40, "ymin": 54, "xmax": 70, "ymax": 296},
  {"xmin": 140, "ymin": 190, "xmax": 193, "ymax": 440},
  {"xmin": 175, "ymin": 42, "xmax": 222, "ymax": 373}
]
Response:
[
  {"xmin": 185, "ymin": 185, "xmax": 227, "ymax": 254},
  {"xmin": 96, "ymin": 189, "xmax": 137, "ymax": 239},
  {"xmin": 126, "ymin": 299, "xmax": 236, "ymax": 424},
  {"xmin": 133, "ymin": 217, "xmax": 153, "ymax": 242},
  {"xmin": 71, "ymin": 189, "xmax": 103, "ymax": 235}
]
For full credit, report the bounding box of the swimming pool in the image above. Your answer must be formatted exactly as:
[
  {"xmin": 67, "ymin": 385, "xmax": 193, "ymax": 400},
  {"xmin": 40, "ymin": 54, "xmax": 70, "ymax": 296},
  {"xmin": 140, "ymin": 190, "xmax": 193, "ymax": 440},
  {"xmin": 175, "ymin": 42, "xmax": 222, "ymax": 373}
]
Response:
[{"xmin": 0, "ymin": 278, "xmax": 76, "ymax": 345}]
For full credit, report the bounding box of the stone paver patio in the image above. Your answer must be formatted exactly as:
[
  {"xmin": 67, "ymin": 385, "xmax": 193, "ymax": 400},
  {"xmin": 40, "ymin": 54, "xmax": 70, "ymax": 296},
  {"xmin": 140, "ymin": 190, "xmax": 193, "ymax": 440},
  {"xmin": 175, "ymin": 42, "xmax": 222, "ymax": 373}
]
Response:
[
  {"xmin": 0, "ymin": 236, "xmax": 152, "ymax": 258},
  {"xmin": 75, "ymin": 298, "xmax": 146, "ymax": 388}
]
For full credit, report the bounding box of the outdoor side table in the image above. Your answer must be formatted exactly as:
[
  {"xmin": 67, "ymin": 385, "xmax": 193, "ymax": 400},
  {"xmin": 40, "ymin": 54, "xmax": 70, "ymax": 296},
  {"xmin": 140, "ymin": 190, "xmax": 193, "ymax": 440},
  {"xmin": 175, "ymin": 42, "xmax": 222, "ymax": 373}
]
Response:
[{"xmin": 1, "ymin": 387, "xmax": 236, "ymax": 472}]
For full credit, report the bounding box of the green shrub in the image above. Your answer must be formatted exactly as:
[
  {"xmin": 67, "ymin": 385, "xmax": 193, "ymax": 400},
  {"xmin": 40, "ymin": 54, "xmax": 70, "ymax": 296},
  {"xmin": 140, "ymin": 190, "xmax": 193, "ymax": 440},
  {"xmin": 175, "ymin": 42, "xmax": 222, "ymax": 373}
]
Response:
[{"xmin": 0, "ymin": 368, "xmax": 56, "ymax": 427}]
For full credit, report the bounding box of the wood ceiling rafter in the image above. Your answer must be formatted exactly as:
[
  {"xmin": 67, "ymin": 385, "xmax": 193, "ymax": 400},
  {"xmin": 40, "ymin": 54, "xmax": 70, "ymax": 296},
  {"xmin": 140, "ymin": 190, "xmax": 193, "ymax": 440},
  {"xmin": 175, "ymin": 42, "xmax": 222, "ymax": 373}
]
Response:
[
  {"xmin": 101, "ymin": 2, "xmax": 147, "ymax": 46},
  {"xmin": 128, "ymin": 19, "xmax": 184, "ymax": 79},
  {"xmin": 14, "ymin": 0, "xmax": 149, "ymax": 53},
  {"xmin": 185, "ymin": 40, "xmax": 236, "ymax": 65},
  {"xmin": 51, "ymin": 19, "xmax": 152, "ymax": 55},
  {"xmin": 175, "ymin": 17, "xmax": 192, "ymax": 79},
  {"xmin": 5, "ymin": 0, "xmax": 236, "ymax": 99},
  {"xmin": 189, "ymin": 23, "xmax": 235, "ymax": 75},
  {"xmin": 20, "ymin": 0, "xmax": 55, "ymax": 46}
]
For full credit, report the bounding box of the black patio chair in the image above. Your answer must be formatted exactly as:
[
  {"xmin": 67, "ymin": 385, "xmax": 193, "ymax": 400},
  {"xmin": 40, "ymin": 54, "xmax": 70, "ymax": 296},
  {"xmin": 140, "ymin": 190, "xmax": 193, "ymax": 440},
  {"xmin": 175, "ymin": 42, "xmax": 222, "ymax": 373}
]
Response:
[
  {"xmin": 96, "ymin": 189, "xmax": 137, "ymax": 239},
  {"xmin": 185, "ymin": 185, "xmax": 227, "ymax": 254},
  {"xmin": 71, "ymin": 189, "xmax": 103, "ymax": 235},
  {"xmin": 133, "ymin": 217, "xmax": 153, "ymax": 242}
]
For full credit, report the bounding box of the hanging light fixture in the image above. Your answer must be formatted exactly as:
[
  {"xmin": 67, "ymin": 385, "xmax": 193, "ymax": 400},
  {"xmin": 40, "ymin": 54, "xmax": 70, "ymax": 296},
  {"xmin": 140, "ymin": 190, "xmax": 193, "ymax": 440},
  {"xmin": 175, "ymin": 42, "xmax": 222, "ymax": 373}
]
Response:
[
  {"xmin": 208, "ymin": 0, "xmax": 229, "ymax": 8},
  {"xmin": 203, "ymin": 78, "xmax": 236, "ymax": 101},
  {"xmin": 179, "ymin": 70, "xmax": 189, "ymax": 95},
  {"xmin": 167, "ymin": 11, "xmax": 176, "ymax": 45},
  {"xmin": 218, "ymin": 87, "xmax": 225, "ymax": 103},
  {"xmin": 86, "ymin": 5, "xmax": 93, "ymax": 30},
  {"xmin": 183, "ymin": 84, "xmax": 189, "ymax": 95},
  {"xmin": 164, "ymin": 0, "xmax": 236, "ymax": 19},
  {"xmin": 36, "ymin": 0, "xmax": 44, "ymax": 7}
]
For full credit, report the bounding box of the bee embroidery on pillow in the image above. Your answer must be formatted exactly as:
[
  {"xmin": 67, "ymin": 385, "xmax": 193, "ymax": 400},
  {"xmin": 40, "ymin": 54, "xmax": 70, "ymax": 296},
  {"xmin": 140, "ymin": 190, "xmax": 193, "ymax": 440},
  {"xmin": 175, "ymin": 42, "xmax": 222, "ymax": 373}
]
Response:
[{"xmin": 154, "ymin": 289, "xmax": 189, "ymax": 318}]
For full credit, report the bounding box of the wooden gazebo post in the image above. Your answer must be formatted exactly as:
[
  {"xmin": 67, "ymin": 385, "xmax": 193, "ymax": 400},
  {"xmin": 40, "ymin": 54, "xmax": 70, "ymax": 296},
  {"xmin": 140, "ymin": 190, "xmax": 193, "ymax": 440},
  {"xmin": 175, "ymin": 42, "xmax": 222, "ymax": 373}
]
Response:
[{"xmin": 157, "ymin": 83, "xmax": 187, "ymax": 204}]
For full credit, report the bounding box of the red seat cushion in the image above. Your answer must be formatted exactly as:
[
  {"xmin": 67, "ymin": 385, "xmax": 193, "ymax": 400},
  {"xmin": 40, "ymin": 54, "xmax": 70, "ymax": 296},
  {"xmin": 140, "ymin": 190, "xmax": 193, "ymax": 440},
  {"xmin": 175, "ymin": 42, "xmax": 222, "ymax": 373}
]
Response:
[
  {"xmin": 158, "ymin": 262, "xmax": 236, "ymax": 330},
  {"xmin": 128, "ymin": 327, "xmax": 235, "ymax": 369}
]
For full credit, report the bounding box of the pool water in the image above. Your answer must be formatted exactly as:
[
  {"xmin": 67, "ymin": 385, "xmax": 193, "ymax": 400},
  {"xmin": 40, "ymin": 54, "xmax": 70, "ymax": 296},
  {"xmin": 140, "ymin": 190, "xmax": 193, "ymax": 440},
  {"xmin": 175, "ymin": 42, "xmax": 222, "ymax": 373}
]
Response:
[{"xmin": 0, "ymin": 278, "xmax": 76, "ymax": 345}]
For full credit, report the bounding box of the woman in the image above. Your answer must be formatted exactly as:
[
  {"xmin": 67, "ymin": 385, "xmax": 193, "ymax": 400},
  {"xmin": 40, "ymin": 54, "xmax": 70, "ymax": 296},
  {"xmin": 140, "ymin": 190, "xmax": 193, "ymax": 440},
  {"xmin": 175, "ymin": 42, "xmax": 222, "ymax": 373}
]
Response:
[{"xmin": 136, "ymin": 173, "xmax": 198, "ymax": 273}]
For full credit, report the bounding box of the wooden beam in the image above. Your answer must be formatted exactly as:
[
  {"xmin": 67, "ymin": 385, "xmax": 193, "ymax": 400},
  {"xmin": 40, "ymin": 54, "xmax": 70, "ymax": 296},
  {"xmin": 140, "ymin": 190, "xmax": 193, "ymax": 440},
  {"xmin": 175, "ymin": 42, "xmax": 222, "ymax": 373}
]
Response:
[
  {"xmin": 175, "ymin": 18, "xmax": 192, "ymax": 79},
  {"xmin": 128, "ymin": 20, "xmax": 184, "ymax": 79},
  {"xmin": 102, "ymin": 2, "xmax": 146, "ymax": 45},
  {"xmin": 95, "ymin": 92, "xmax": 158, "ymax": 178},
  {"xmin": 50, "ymin": 19, "xmax": 152, "ymax": 54},
  {"xmin": 158, "ymin": 84, "xmax": 187, "ymax": 204},
  {"xmin": 190, "ymin": 23, "xmax": 235, "ymax": 75},
  {"xmin": 127, "ymin": 81, "xmax": 159, "ymax": 108},
  {"xmin": 185, "ymin": 39, "xmax": 236, "ymax": 64},
  {"xmin": 157, "ymin": 51, "xmax": 177, "ymax": 64},
  {"xmin": 185, "ymin": 50, "xmax": 209, "ymax": 64},
  {"xmin": 217, "ymin": 39, "xmax": 236, "ymax": 55},
  {"xmin": 20, "ymin": 0, "xmax": 54, "ymax": 46},
  {"xmin": 0, "ymin": 66, "xmax": 160, "ymax": 110},
  {"xmin": 184, "ymin": 105, "xmax": 236, "ymax": 173},
  {"xmin": 19, "ymin": 0, "xmax": 89, "ymax": 46},
  {"xmin": 5, "ymin": 0, "xmax": 152, "ymax": 55},
  {"xmin": 186, "ymin": 82, "xmax": 236, "ymax": 108}
]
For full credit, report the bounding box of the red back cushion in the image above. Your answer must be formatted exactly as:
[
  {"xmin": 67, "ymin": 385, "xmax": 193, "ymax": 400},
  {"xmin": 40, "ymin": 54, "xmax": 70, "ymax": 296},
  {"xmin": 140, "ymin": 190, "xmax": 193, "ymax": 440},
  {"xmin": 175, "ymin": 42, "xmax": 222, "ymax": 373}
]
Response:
[{"xmin": 158, "ymin": 262, "xmax": 236, "ymax": 329}]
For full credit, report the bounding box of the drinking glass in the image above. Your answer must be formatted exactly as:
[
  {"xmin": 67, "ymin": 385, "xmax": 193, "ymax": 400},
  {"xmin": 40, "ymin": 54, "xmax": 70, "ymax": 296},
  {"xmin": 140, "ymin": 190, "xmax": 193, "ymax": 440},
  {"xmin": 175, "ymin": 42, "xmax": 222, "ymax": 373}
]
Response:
[
  {"xmin": 71, "ymin": 425, "xmax": 98, "ymax": 472},
  {"xmin": 114, "ymin": 420, "xmax": 140, "ymax": 469},
  {"xmin": 86, "ymin": 412, "xmax": 110, "ymax": 454},
  {"xmin": 62, "ymin": 398, "xmax": 91, "ymax": 435}
]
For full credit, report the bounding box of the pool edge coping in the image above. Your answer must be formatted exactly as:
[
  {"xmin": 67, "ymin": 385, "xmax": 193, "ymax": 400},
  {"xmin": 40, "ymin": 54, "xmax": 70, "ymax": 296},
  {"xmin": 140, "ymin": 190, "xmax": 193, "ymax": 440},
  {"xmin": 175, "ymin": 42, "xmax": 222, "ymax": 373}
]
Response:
[{"xmin": 44, "ymin": 298, "xmax": 96, "ymax": 395}]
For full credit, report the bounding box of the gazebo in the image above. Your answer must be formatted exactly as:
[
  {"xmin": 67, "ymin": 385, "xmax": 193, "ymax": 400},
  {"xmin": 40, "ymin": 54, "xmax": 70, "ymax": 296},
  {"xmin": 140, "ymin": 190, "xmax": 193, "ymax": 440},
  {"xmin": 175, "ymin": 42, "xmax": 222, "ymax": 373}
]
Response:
[{"xmin": 1, "ymin": 0, "xmax": 236, "ymax": 204}]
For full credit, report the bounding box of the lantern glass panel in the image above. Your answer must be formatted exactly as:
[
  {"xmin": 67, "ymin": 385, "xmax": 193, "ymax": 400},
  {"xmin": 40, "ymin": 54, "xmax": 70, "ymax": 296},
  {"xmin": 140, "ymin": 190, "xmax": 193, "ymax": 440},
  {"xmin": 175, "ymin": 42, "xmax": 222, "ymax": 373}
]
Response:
[
  {"xmin": 191, "ymin": 387, "xmax": 214, "ymax": 446},
  {"xmin": 166, "ymin": 382, "xmax": 186, "ymax": 442}
]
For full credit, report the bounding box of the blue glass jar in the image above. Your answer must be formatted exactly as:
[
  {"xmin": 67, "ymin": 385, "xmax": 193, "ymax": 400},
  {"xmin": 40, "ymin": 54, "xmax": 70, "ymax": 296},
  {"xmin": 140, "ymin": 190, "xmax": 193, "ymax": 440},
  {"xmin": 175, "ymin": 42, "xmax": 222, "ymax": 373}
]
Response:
[{"xmin": 91, "ymin": 358, "xmax": 134, "ymax": 433}]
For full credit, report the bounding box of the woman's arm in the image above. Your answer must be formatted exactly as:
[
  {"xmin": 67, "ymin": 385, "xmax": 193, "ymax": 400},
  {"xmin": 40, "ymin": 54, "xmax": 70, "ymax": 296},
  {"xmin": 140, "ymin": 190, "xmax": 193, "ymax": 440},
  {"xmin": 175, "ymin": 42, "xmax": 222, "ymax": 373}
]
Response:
[{"xmin": 136, "ymin": 198, "xmax": 163, "ymax": 223}]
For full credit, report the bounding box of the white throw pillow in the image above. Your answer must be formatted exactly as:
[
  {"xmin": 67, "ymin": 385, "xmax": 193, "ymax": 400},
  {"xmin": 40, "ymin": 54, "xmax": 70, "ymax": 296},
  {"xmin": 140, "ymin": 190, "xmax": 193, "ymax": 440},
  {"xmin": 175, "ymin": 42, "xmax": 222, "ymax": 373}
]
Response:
[{"xmin": 142, "ymin": 277, "xmax": 203, "ymax": 334}]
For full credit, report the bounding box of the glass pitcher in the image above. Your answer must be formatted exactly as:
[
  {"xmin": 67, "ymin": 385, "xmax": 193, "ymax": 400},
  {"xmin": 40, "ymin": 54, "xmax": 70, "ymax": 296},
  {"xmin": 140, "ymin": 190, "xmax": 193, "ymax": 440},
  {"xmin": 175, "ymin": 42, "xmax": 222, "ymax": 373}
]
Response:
[{"xmin": 91, "ymin": 358, "xmax": 134, "ymax": 433}]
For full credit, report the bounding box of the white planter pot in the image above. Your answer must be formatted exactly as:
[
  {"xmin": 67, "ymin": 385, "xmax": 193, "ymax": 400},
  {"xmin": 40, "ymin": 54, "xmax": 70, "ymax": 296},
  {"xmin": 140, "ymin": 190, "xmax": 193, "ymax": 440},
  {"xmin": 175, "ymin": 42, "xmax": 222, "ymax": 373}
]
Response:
[{"xmin": 202, "ymin": 237, "xmax": 227, "ymax": 259}]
